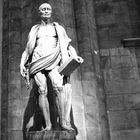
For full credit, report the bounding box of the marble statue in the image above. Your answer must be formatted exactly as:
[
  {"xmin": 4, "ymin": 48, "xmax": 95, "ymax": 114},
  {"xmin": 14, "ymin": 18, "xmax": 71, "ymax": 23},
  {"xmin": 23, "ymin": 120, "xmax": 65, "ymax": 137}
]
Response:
[{"xmin": 20, "ymin": 3, "xmax": 83, "ymax": 131}]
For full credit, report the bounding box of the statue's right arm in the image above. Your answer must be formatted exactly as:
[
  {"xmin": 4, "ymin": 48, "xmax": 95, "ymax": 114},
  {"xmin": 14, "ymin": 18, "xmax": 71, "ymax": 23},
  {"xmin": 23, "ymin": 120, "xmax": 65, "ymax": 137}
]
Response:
[
  {"xmin": 20, "ymin": 25, "xmax": 39, "ymax": 77},
  {"xmin": 20, "ymin": 48, "xmax": 29, "ymax": 77}
]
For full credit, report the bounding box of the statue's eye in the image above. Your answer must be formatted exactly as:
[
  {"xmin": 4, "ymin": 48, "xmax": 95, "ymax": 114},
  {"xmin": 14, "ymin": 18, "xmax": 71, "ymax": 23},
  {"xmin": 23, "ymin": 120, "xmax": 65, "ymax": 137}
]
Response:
[
  {"xmin": 42, "ymin": 8, "xmax": 46, "ymax": 11},
  {"xmin": 47, "ymin": 8, "xmax": 51, "ymax": 10}
]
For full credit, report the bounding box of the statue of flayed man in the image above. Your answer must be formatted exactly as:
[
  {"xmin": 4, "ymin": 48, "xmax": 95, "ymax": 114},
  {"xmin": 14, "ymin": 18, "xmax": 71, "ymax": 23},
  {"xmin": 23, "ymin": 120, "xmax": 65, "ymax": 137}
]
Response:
[{"xmin": 20, "ymin": 3, "xmax": 83, "ymax": 131}]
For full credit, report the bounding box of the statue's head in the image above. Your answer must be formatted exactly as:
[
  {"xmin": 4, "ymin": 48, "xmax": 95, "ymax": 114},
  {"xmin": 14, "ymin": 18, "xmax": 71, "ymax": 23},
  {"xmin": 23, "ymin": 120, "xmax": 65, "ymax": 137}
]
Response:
[{"xmin": 38, "ymin": 3, "xmax": 52, "ymax": 20}]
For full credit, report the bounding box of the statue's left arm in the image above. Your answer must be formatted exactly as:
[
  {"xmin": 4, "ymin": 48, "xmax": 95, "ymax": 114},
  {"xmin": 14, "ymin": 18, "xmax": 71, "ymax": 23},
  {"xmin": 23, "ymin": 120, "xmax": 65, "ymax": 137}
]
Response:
[
  {"xmin": 61, "ymin": 25, "xmax": 84, "ymax": 63},
  {"xmin": 68, "ymin": 45, "xmax": 84, "ymax": 63},
  {"xmin": 55, "ymin": 23, "xmax": 84, "ymax": 63}
]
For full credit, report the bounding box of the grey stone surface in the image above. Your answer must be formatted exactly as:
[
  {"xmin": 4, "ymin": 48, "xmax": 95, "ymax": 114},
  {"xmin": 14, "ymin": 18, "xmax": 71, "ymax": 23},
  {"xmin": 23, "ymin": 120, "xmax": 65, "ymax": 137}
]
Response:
[
  {"xmin": 107, "ymin": 95, "xmax": 124, "ymax": 111},
  {"xmin": 0, "ymin": 0, "xmax": 2, "ymax": 138},
  {"xmin": 72, "ymin": 95, "xmax": 84, "ymax": 114},
  {"xmin": 123, "ymin": 94, "xmax": 140, "ymax": 110},
  {"xmin": 105, "ymin": 79, "xmax": 140, "ymax": 94},
  {"xmin": 94, "ymin": 1, "xmax": 140, "ymax": 140},
  {"xmin": 1, "ymin": 0, "xmax": 140, "ymax": 140},
  {"xmin": 8, "ymin": 130, "xmax": 23, "ymax": 140},
  {"xmin": 26, "ymin": 130, "xmax": 76, "ymax": 140},
  {"xmin": 74, "ymin": 0, "xmax": 109, "ymax": 140},
  {"xmin": 76, "ymin": 128, "xmax": 86, "ymax": 140},
  {"xmin": 98, "ymin": 40, "xmax": 122, "ymax": 49},
  {"xmin": 108, "ymin": 110, "xmax": 139, "ymax": 132},
  {"xmin": 86, "ymin": 127, "xmax": 101, "ymax": 140},
  {"xmin": 111, "ymin": 129, "xmax": 140, "ymax": 140}
]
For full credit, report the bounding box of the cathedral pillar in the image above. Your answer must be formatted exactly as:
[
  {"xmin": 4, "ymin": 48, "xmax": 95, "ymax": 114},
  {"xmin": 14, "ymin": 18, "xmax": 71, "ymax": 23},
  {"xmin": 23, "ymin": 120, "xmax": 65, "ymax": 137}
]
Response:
[
  {"xmin": 73, "ymin": 0, "xmax": 110, "ymax": 139},
  {"xmin": 0, "ymin": 0, "xmax": 3, "ymax": 139}
]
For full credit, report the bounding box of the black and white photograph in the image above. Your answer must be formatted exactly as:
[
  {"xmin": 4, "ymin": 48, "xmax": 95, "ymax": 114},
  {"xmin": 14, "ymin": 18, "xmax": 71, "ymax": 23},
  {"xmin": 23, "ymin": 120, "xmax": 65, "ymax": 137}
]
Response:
[{"xmin": 0, "ymin": 0, "xmax": 140, "ymax": 140}]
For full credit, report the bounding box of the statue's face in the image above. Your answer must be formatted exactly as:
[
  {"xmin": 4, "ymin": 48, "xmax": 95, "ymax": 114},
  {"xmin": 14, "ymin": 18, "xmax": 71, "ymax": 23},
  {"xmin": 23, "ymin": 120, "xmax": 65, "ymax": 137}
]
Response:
[{"xmin": 39, "ymin": 3, "xmax": 52, "ymax": 20}]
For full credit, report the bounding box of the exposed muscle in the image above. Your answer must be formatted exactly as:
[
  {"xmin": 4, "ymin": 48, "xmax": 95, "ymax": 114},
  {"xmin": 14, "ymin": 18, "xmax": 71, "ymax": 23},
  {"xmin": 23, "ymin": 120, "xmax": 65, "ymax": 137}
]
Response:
[{"xmin": 32, "ymin": 24, "xmax": 58, "ymax": 62}]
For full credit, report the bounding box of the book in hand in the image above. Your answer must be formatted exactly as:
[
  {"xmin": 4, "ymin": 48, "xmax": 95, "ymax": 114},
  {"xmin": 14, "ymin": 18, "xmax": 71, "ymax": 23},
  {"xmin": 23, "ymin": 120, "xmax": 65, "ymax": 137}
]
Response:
[{"xmin": 58, "ymin": 56, "xmax": 83, "ymax": 76}]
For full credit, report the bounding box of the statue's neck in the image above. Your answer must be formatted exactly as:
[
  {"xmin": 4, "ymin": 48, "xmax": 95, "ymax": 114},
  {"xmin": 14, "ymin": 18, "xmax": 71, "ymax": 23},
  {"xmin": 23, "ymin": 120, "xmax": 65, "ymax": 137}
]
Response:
[{"xmin": 41, "ymin": 19, "xmax": 52, "ymax": 25}]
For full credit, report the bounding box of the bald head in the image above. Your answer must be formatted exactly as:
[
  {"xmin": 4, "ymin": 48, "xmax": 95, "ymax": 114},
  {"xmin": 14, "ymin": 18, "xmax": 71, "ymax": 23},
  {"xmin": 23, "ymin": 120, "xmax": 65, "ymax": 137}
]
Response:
[
  {"xmin": 39, "ymin": 3, "xmax": 52, "ymax": 11},
  {"xmin": 38, "ymin": 3, "xmax": 52, "ymax": 20}
]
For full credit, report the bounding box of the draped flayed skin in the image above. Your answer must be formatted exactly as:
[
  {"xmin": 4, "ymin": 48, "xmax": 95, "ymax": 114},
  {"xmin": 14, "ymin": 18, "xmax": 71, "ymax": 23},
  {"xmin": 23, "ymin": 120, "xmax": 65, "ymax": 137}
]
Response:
[
  {"xmin": 29, "ymin": 41, "xmax": 61, "ymax": 76},
  {"xmin": 22, "ymin": 21, "xmax": 75, "ymax": 130},
  {"xmin": 26, "ymin": 22, "xmax": 71, "ymax": 65},
  {"xmin": 25, "ymin": 22, "xmax": 71, "ymax": 77}
]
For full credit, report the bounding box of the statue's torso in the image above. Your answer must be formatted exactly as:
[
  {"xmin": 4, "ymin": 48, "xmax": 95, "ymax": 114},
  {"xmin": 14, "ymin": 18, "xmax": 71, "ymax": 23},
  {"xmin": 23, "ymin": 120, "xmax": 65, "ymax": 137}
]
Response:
[{"xmin": 32, "ymin": 24, "xmax": 58, "ymax": 62}]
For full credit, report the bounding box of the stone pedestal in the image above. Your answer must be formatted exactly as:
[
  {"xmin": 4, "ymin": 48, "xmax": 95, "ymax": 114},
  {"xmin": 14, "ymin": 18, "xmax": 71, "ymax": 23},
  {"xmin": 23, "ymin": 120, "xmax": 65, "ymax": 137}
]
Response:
[{"xmin": 26, "ymin": 130, "xmax": 76, "ymax": 140}]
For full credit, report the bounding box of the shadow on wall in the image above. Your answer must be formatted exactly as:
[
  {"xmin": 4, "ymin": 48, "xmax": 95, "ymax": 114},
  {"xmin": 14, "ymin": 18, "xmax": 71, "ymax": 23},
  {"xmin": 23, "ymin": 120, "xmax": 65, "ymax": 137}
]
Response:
[{"xmin": 22, "ymin": 73, "xmax": 78, "ymax": 140}]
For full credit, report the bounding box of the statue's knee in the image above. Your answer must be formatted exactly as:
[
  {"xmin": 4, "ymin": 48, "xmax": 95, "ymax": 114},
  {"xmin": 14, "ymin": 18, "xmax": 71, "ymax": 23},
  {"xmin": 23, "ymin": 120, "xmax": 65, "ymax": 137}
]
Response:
[
  {"xmin": 53, "ymin": 86, "xmax": 62, "ymax": 96},
  {"xmin": 55, "ymin": 86, "xmax": 63, "ymax": 92},
  {"xmin": 38, "ymin": 87, "xmax": 47, "ymax": 96}
]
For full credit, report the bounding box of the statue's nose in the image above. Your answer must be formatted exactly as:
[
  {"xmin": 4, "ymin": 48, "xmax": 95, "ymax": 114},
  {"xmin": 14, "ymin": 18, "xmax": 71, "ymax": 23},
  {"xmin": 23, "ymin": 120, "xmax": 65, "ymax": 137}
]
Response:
[{"xmin": 45, "ymin": 11, "xmax": 49, "ymax": 14}]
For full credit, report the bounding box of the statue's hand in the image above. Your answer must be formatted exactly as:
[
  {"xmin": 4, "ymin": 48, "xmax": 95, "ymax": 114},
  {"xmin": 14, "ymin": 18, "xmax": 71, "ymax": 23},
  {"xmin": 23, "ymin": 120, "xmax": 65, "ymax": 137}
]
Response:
[
  {"xmin": 75, "ymin": 56, "xmax": 84, "ymax": 63},
  {"xmin": 20, "ymin": 65, "xmax": 30, "ymax": 89},
  {"xmin": 20, "ymin": 65, "xmax": 27, "ymax": 78}
]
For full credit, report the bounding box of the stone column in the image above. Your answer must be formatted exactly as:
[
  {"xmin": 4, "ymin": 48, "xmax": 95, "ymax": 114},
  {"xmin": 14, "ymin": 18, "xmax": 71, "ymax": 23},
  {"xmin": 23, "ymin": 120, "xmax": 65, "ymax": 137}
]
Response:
[
  {"xmin": 2, "ymin": 0, "xmax": 24, "ymax": 139},
  {"xmin": 1, "ymin": 0, "xmax": 9, "ymax": 139},
  {"xmin": 73, "ymin": 0, "xmax": 110, "ymax": 140},
  {"xmin": 0, "ymin": 0, "xmax": 3, "ymax": 139}
]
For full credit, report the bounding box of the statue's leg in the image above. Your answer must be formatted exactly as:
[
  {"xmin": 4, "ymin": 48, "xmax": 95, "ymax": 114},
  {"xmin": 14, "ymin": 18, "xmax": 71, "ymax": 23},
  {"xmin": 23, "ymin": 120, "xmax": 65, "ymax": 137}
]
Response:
[
  {"xmin": 34, "ymin": 72, "xmax": 51, "ymax": 131},
  {"xmin": 62, "ymin": 83, "xmax": 73, "ymax": 129},
  {"xmin": 49, "ymin": 66, "xmax": 73, "ymax": 130}
]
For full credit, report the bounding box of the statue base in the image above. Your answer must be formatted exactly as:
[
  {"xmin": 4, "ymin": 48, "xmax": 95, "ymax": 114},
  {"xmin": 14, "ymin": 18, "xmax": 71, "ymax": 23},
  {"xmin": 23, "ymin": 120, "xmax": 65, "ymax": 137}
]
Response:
[{"xmin": 26, "ymin": 130, "xmax": 76, "ymax": 140}]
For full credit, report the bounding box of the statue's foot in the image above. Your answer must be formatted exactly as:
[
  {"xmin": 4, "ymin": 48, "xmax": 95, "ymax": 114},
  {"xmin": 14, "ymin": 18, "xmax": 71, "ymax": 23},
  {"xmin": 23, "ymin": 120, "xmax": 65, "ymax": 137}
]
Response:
[
  {"xmin": 62, "ymin": 126, "xmax": 74, "ymax": 131},
  {"xmin": 62, "ymin": 125, "xmax": 74, "ymax": 131},
  {"xmin": 41, "ymin": 125, "xmax": 51, "ymax": 131},
  {"xmin": 61, "ymin": 123, "xmax": 74, "ymax": 131}
]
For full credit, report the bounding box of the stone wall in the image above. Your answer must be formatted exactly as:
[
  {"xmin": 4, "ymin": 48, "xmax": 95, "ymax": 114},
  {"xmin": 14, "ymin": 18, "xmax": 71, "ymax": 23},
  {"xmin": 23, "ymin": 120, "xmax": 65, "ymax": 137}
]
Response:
[
  {"xmin": 2, "ymin": 0, "xmax": 140, "ymax": 140},
  {"xmin": 1, "ymin": 0, "xmax": 106, "ymax": 140},
  {"xmin": 73, "ymin": 0, "xmax": 109, "ymax": 139},
  {"xmin": 94, "ymin": 0, "xmax": 140, "ymax": 140},
  {"xmin": 100, "ymin": 47, "xmax": 140, "ymax": 140},
  {"xmin": 0, "ymin": 0, "xmax": 3, "ymax": 139},
  {"xmin": 2, "ymin": 0, "xmax": 23, "ymax": 139}
]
